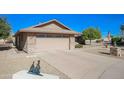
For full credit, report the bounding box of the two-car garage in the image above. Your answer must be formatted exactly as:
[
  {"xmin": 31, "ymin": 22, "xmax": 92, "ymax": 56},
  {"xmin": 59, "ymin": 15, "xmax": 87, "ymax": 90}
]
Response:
[{"xmin": 35, "ymin": 34, "xmax": 70, "ymax": 51}]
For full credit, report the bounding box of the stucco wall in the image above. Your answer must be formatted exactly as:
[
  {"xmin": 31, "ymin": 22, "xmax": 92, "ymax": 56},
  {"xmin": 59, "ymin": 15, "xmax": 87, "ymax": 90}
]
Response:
[
  {"xmin": 15, "ymin": 35, "xmax": 19, "ymax": 49},
  {"xmin": 23, "ymin": 33, "xmax": 28, "ymax": 52},
  {"xmin": 27, "ymin": 33, "xmax": 36, "ymax": 53},
  {"xmin": 70, "ymin": 36, "xmax": 75, "ymax": 49},
  {"xmin": 36, "ymin": 23, "xmax": 67, "ymax": 30},
  {"xmin": 15, "ymin": 33, "xmax": 27, "ymax": 52}
]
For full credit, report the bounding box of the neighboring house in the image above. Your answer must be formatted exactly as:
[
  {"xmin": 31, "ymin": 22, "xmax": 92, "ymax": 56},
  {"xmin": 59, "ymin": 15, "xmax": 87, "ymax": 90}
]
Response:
[
  {"xmin": 103, "ymin": 37, "xmax": 111, "ymax": 43},
  {"xmin": 15, "ymin": 19, "xmax": 79, "ymax": 53},
  {"xmin": 103, "ymin": 32, "xmax": 111, "ymax": 46}
]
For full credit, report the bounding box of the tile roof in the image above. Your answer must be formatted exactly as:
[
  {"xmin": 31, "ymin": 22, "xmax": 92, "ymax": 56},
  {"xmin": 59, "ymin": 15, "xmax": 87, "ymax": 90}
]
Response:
[{"xmin": 15, "ymin": 19, "xmax": 80, "ymax": 35}]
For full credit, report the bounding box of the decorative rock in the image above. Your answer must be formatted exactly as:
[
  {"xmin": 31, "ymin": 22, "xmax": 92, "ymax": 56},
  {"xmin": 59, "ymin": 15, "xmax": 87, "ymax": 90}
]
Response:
[
  {"xmin": 13, "ymin": 70, "xmax": 59, "ymax": 79},
  {"xmin": 110, "ymin": 47, "xmax": 121, "ymax": 56}
]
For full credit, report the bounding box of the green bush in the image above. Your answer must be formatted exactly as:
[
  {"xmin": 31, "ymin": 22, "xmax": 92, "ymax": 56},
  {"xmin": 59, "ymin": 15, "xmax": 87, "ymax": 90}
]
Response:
[
  {"xmin": 111, "ymin": 36, "xmax": 122, "ymax": 46},
  {"xmin": 75, "ymin": 44, "xmax": 83, "ymax": 48}
]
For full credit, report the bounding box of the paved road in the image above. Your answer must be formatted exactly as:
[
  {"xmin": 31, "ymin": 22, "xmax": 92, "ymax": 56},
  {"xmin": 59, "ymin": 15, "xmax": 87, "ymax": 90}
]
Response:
[{"xmin": 35, "ymin": 49, "xmax": 124, "ymax": 79}]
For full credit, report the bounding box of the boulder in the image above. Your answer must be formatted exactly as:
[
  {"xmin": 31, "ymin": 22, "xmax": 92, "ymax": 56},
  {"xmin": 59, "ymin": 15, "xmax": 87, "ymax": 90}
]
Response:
[{"xmin": 110, "ymin": 47, "xmax": 121, "ymax": 56}]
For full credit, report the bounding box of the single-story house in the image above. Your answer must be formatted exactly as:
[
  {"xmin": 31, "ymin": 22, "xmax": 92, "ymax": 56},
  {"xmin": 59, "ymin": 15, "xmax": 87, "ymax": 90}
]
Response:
[{"xmin": 15, "ymin": 19, "xmax": 79, "ymax": 53}]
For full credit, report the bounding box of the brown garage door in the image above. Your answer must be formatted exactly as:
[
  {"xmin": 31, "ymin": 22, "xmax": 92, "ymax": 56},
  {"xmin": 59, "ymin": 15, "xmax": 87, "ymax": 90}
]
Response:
[{"xmin": 35, "ymin": 36, "xmax": 69, "ymax": 51}]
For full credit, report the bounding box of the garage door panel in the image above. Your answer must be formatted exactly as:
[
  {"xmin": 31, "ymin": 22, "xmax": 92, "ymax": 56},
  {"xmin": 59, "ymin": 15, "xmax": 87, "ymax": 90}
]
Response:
[{"xmin": 35, "ymin": 37, "xmax": 69, "ymax": 51}]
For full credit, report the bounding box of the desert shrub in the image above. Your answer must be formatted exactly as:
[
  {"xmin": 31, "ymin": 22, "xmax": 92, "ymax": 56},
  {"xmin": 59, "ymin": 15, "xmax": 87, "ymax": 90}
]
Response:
[{"xmin": 75, "ymin": 44, "xmax": 83, "ymax": 48}]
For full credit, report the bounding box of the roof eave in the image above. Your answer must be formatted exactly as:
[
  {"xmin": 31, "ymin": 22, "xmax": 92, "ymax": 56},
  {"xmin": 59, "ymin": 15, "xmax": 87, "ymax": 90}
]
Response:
[{"xmin": 17, "ymin": 30, "xmax": 79, "ymax": 35}]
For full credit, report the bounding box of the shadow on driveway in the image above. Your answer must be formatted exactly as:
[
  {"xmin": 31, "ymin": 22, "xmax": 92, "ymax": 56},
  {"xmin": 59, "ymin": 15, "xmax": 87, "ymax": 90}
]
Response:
[{"xmin": 99, "ymin": 51, "xmax": 110, "ymax": 55}]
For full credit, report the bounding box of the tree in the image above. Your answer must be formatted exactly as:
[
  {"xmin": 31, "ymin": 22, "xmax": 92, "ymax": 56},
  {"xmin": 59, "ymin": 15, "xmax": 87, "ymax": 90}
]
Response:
[
  {"xmin": 82, "ymin": 27, "xmax": 101, "ymax": 44},
  {"xmin": 111, "ymin": 36, "xmax": 122, "ymax": 46},
  {"xmin": 0, "ymin": 17, "xmax": 11, "ymax": 40},
  {"xmin": 120, "ymin": 24, "xmax": 124, "ymax": 40}
]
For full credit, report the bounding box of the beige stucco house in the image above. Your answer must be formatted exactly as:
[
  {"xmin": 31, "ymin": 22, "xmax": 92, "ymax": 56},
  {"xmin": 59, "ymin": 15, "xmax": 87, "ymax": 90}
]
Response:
[{"xmin": 15, "ymin": 19, "xmax": 79, "ymax": 53}]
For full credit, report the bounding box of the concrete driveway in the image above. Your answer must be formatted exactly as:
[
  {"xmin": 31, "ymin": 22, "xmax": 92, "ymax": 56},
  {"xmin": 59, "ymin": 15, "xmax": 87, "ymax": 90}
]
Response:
[{"xmin": 35, "ymin": 49, "xmax": 124, "ymax": 79}]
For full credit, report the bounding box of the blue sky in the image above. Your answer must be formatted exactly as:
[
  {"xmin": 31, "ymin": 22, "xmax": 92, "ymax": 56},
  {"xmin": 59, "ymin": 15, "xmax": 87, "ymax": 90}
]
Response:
[{"xmin": 0, "ymin": 14, "xmax": 123, "ymax": 38}]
